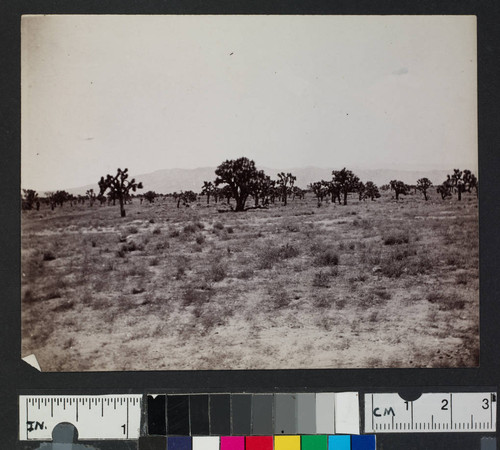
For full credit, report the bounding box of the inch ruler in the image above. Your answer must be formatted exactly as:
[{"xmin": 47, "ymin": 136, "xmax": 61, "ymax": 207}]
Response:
[
  {"xmin": 365, "ymin": 392, "xmax": 497, "ymax": 433},
  {"xmin": 19, "ymin": 395, "xmax": 142, "ymax": 440}
]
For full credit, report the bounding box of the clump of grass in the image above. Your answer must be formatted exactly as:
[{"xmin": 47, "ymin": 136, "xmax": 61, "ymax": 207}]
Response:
[
  {"xmin": 269, "ymin": 288, "xmax": 291, "ymax": 310},
  {"xmin": 206, "ymin": 263, "xmax": 227, "ymax": 282},
  {"xmin": 175, "ymin": 256, "xmax": 190, "ymax": 279},
  {"xmin": 182, "ymin": 288, "xmax": 211, "ymax": 307},
  {"xmin": 155, "ymin": 240, "xmax": 169, "ymax": 250},
  {"xmin": 456, "ymin": 272, "xmax": 468, "ymax": 285},
  {"xmin": 383, "ymin": 230, "xmax": 410, "ymax": 245},
  {"xmin": 127, "ymin": 225, "xmax": 139, "ymax": 234},
  {"xmin": 195, "ymin": 234, "xmax": 205, "ymax": 245},
  {"xmin": 183, "ymin": 224, "xmax": 197, "ymax": 234},
  {"xmin": 314, "ymin": 248, "xmax": 339, "ymax": 267},
  {"xmin": 42, "ymin": 250, "xmax": 56, "ymax": 261},
  {"xmin": 312, "ymin": 270, "xmax": 332, "ymax": 288},
  {"xmin": 213, "ymin": 221, "xmax": 224, "ymax": 230},
  {"xmin": 52, "ymin": 300, "xmax": 75, "ymax": 312},
  {"xmin": 226, "ymin": 226, "xmax": 234, "ymax": 234},
  {"xmin": 314, "ymin": 295, "xmax": 333, "ymax": 308},
  {"xmin": 150, "ymin": 257, "xmax": 160, "ymax": 266},
  {"xmin": 169, "ymin": 229, "xmax": 180, "ymax": 238},
  {"xmin": 117, "ymin": 240, "xmax": 143, "ymax": 257},
  {"xmin": 380, "ymin": 255, "xmax": 405, "ymax": 278},
  {"xmin": 258, "ymin": 243, "xmax": 300, "ymax": 269},
  {"xmin": 152, "ymin": 227, "xmax": 161, "ymax": 235},
  {"xmin": 236, "ymin": 269, "xmax": 254, "ymax": 280},
  {"xmin": 427, "ymin": 292, "xmax": 466, "ymax": 311},
  {"xmin": 132, "ymin": 287, "xmax": 145, "ymax": 294},
  {"xmin": 373, "ymin": 288, "xmax": 391, "ymax": 300}
]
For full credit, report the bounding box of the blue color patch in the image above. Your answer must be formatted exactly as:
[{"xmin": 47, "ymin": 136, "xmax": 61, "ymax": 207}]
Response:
[
  {"xmin": 168, "ymin": 436, "xmax": 192, "ymax": 450},
  {"xmin": 351, "ymin": 435, "xmax": 375, "ymax": 450},
  {"xmin": 328, "ymin": 435, "xmax": 351, "ymax": 450}
]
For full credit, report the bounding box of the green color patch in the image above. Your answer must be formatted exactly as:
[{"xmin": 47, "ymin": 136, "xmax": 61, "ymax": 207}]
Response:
[{"xmin": 301, "ymin": 435, "xmax": 327, "ymax": 450}]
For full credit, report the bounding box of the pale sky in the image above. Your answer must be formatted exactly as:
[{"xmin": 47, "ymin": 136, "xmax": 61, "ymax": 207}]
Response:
[{"xmin": 21, "ymin": 15, "xmax": 477, "ymax": 191}]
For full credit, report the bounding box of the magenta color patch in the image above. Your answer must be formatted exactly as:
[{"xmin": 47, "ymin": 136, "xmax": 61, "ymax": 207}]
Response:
[{"xmin": 221, "ymin": 436, "xmax": 245, "ymax": 450}]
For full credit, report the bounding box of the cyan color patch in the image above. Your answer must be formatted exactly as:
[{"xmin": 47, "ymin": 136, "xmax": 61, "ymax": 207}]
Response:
[{"xmin": 328, "ymin": 435, "xmax": 350, "ymax": 450}]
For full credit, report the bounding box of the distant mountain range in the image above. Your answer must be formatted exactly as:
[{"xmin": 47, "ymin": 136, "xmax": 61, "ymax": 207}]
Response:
[{"xmin": 66, "ymin": 166, "xmax": 452, "ymax": 195}]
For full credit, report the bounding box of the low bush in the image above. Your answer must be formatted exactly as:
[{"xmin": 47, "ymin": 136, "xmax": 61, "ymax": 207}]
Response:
[
  {"xmin": 258, "ymin": 243, "xmax": 300, "ymax": 269},
  {"xmin": 314, "ymin": 249, "xmax": 339, "ymax": 267},
  {"xmin": 42, "ymin": 250, "xmax": 56, "ymax": 261},
  {"xmin": 206, "ymin": 263, "xmax": 226, "ymax": 282},
  {"xmin": 383, "ymin": 230, "xmax": 410, "ymax": 245}
]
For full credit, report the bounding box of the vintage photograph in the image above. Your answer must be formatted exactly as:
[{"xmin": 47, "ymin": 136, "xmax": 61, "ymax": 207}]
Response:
[{"xmin": 21, "ymin": 15, "xmax": 478, "ymax": 371}]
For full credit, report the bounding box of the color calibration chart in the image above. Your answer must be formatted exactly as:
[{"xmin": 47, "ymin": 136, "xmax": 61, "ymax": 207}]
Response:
[{"xmin": 19, "ymin": 391, "xmax": 497, "ymax": 450}]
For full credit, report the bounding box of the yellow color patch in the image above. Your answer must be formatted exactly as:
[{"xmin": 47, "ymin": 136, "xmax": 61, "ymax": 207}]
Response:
[{"xmin": 275, "ymin": 435, "xmax": 301, "ymax": 450}]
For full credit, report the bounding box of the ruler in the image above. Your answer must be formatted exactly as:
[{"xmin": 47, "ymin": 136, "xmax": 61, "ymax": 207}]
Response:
[
  {"xmin": 19, "ymin": 395, "xmax": 142, "ymax": 440},
  {"xmin": 364, "ymin": 392, "xmax": 497, "ymax": 433}
]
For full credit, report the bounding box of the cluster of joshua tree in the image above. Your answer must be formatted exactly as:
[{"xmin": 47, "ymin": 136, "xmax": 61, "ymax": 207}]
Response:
[{"xmin": 21, "ymin": 160, "xmax": 478, "ymax": 216}]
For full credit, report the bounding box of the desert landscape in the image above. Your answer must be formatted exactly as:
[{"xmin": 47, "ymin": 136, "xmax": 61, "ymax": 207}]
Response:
[
  {"xmin": 21, "ymin": 15, "xmax": 478, "ymax": 371},
  {"xmin": 21, "ymin": 169, "xmax": 479, "ymax": 371}
]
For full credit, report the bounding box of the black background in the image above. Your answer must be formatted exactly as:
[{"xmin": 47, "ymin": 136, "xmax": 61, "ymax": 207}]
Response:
[{"xmin": 1, "ymin": 1, "xmax": 499, "ymax": 449}]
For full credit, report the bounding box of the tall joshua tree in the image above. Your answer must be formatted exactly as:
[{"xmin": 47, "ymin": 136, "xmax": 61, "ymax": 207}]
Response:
[
  {"xmin": 390, "ymin": 180, "xmax": 410, "ymax": 201},
  {"xmin": 98, "ymin": 168, "xmax": 143, "ymax": 217},
  {"xmin": 331, "ymin": 168, "xmax": 360, "ymax": 205},
  {"xmin": 364, "ymin": 181, "xmax": 381, "ymax": 201},
  {"xmin": 416, "ymin": 177, "xmax": 433, "ymax": 201},
  {"xmin": 201, "ymin": 181, "xmax": 215, "ymax": 204},
  {"xmin": 214, "ymin": 157, "xmax": 259, "ymax": 212},
  {"xmin": 277, "ymin": 172, "xmax": 296, "ymax": 206}
]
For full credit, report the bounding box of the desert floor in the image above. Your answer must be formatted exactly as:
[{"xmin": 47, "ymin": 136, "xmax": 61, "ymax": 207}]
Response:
[{"xmin": 21, "ymin": 190, "xmax": 479, "ymax": 371}]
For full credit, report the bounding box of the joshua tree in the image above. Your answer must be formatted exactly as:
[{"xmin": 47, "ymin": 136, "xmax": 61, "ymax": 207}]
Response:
[
  {"xmin": 98, "ymin": 168, "xmax": 143, "ymax": 217},
  {"xmin": 437, "ymin": 182, "xmax": 453, "ymax": 200},
  {"xmin": 277, "ymin": 172, "xmax": 296, "ymax": 206},
  {"xmin": 446, "ymin": 169, "xmax": 477, "ymax": 200},
  {"xmin": 51, "ymin": 190, "xmax": 71, "ymax": 207},
  {"xmin": 309, "ymin": 181, "xmax": 328, "ymax": 206},
  {"xmin": 357, "ymin": 181, "xmax": 366, "ymax": 201},
  {"xmin": 364, "ymin": 181, "xmax": 381, "ymax": 201},
  {"xmin": 416, "ymin": 178, "xmax": 433, "ymax": 201},
  {"xmin": 390, "ymin": 180, "xmax": 410, "ymax": 201},
  {"xmin": 22, "ymin": 189, "xmax": 38, "ymax": 210},
  {"xmin": 86, "ymin": 189, "xmax": 96, "ymax": 206},
  {"xmin": 175, "ymin": 190, "xmax": 197, "ymax": 208},
  {"xmin": 201, "ymin": 181, "xmax": 215, "ymax": 205},
  {"xmin": 331, "ymin": 168, "xmax": 360, "ymax": 205},
  {"xmin": 248, "ymin": 170, "xmax": 272, "ymax": 207},
  {"xmin": 214, "ymin": 157, "xmax": 259, "ymax": 212},
  {"xmin": 143, "ymin": 191, "xmax": 157, "ymax": 203}
]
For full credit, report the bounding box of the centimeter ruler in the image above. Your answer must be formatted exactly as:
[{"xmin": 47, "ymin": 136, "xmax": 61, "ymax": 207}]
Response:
[
  {"xmin": 19, "ymin": 395, "xmax": 142, "ymax": 440},
  {"xmin": 364, "ymin": 393, "xmax": 497, "ymax": 433}
]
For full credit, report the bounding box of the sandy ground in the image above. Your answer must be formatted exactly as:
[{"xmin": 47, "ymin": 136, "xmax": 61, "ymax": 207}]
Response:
[{"xmin": 21, "ymin": 189, "xmax": 479, "ymax": 371}]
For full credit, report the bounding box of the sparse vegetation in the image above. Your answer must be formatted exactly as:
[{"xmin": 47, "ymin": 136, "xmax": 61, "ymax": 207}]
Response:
[{"xmin": 21, "ymin": 179, "xmax": 478, "ymax": 371}]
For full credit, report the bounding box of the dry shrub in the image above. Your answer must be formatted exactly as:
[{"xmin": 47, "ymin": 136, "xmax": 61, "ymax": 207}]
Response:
[
  {"xmin": 427, "ymin": 292, "xmax": 466, "ymax": 311},
  {"xmin": 206, "ymin": 263, "xmax": 226, "ymax": 282},
  {"xmin": 383, "ymin": 230, "xmax": 410, "ymax": 245},
  {"xmin": 236, "ymin": 269, "xmax": 254, "ymax": 280},
  {"xmin": 42, "ymin": 250, "xmax": 56, "ymax": 261},
  {"xmin": 314, "ymin": 249, "xmax": 339, "ymax": 267},
  {"xmin": 312, "ymin": 270, "xmax": 332, "ymax": 288},
  {"xmin": 258, "ymin": 243, "xmax": 300, "ymax": 269},
  {"xmin": 182, "ymin": 288, "xmax": 211, "ymax": 307}
]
